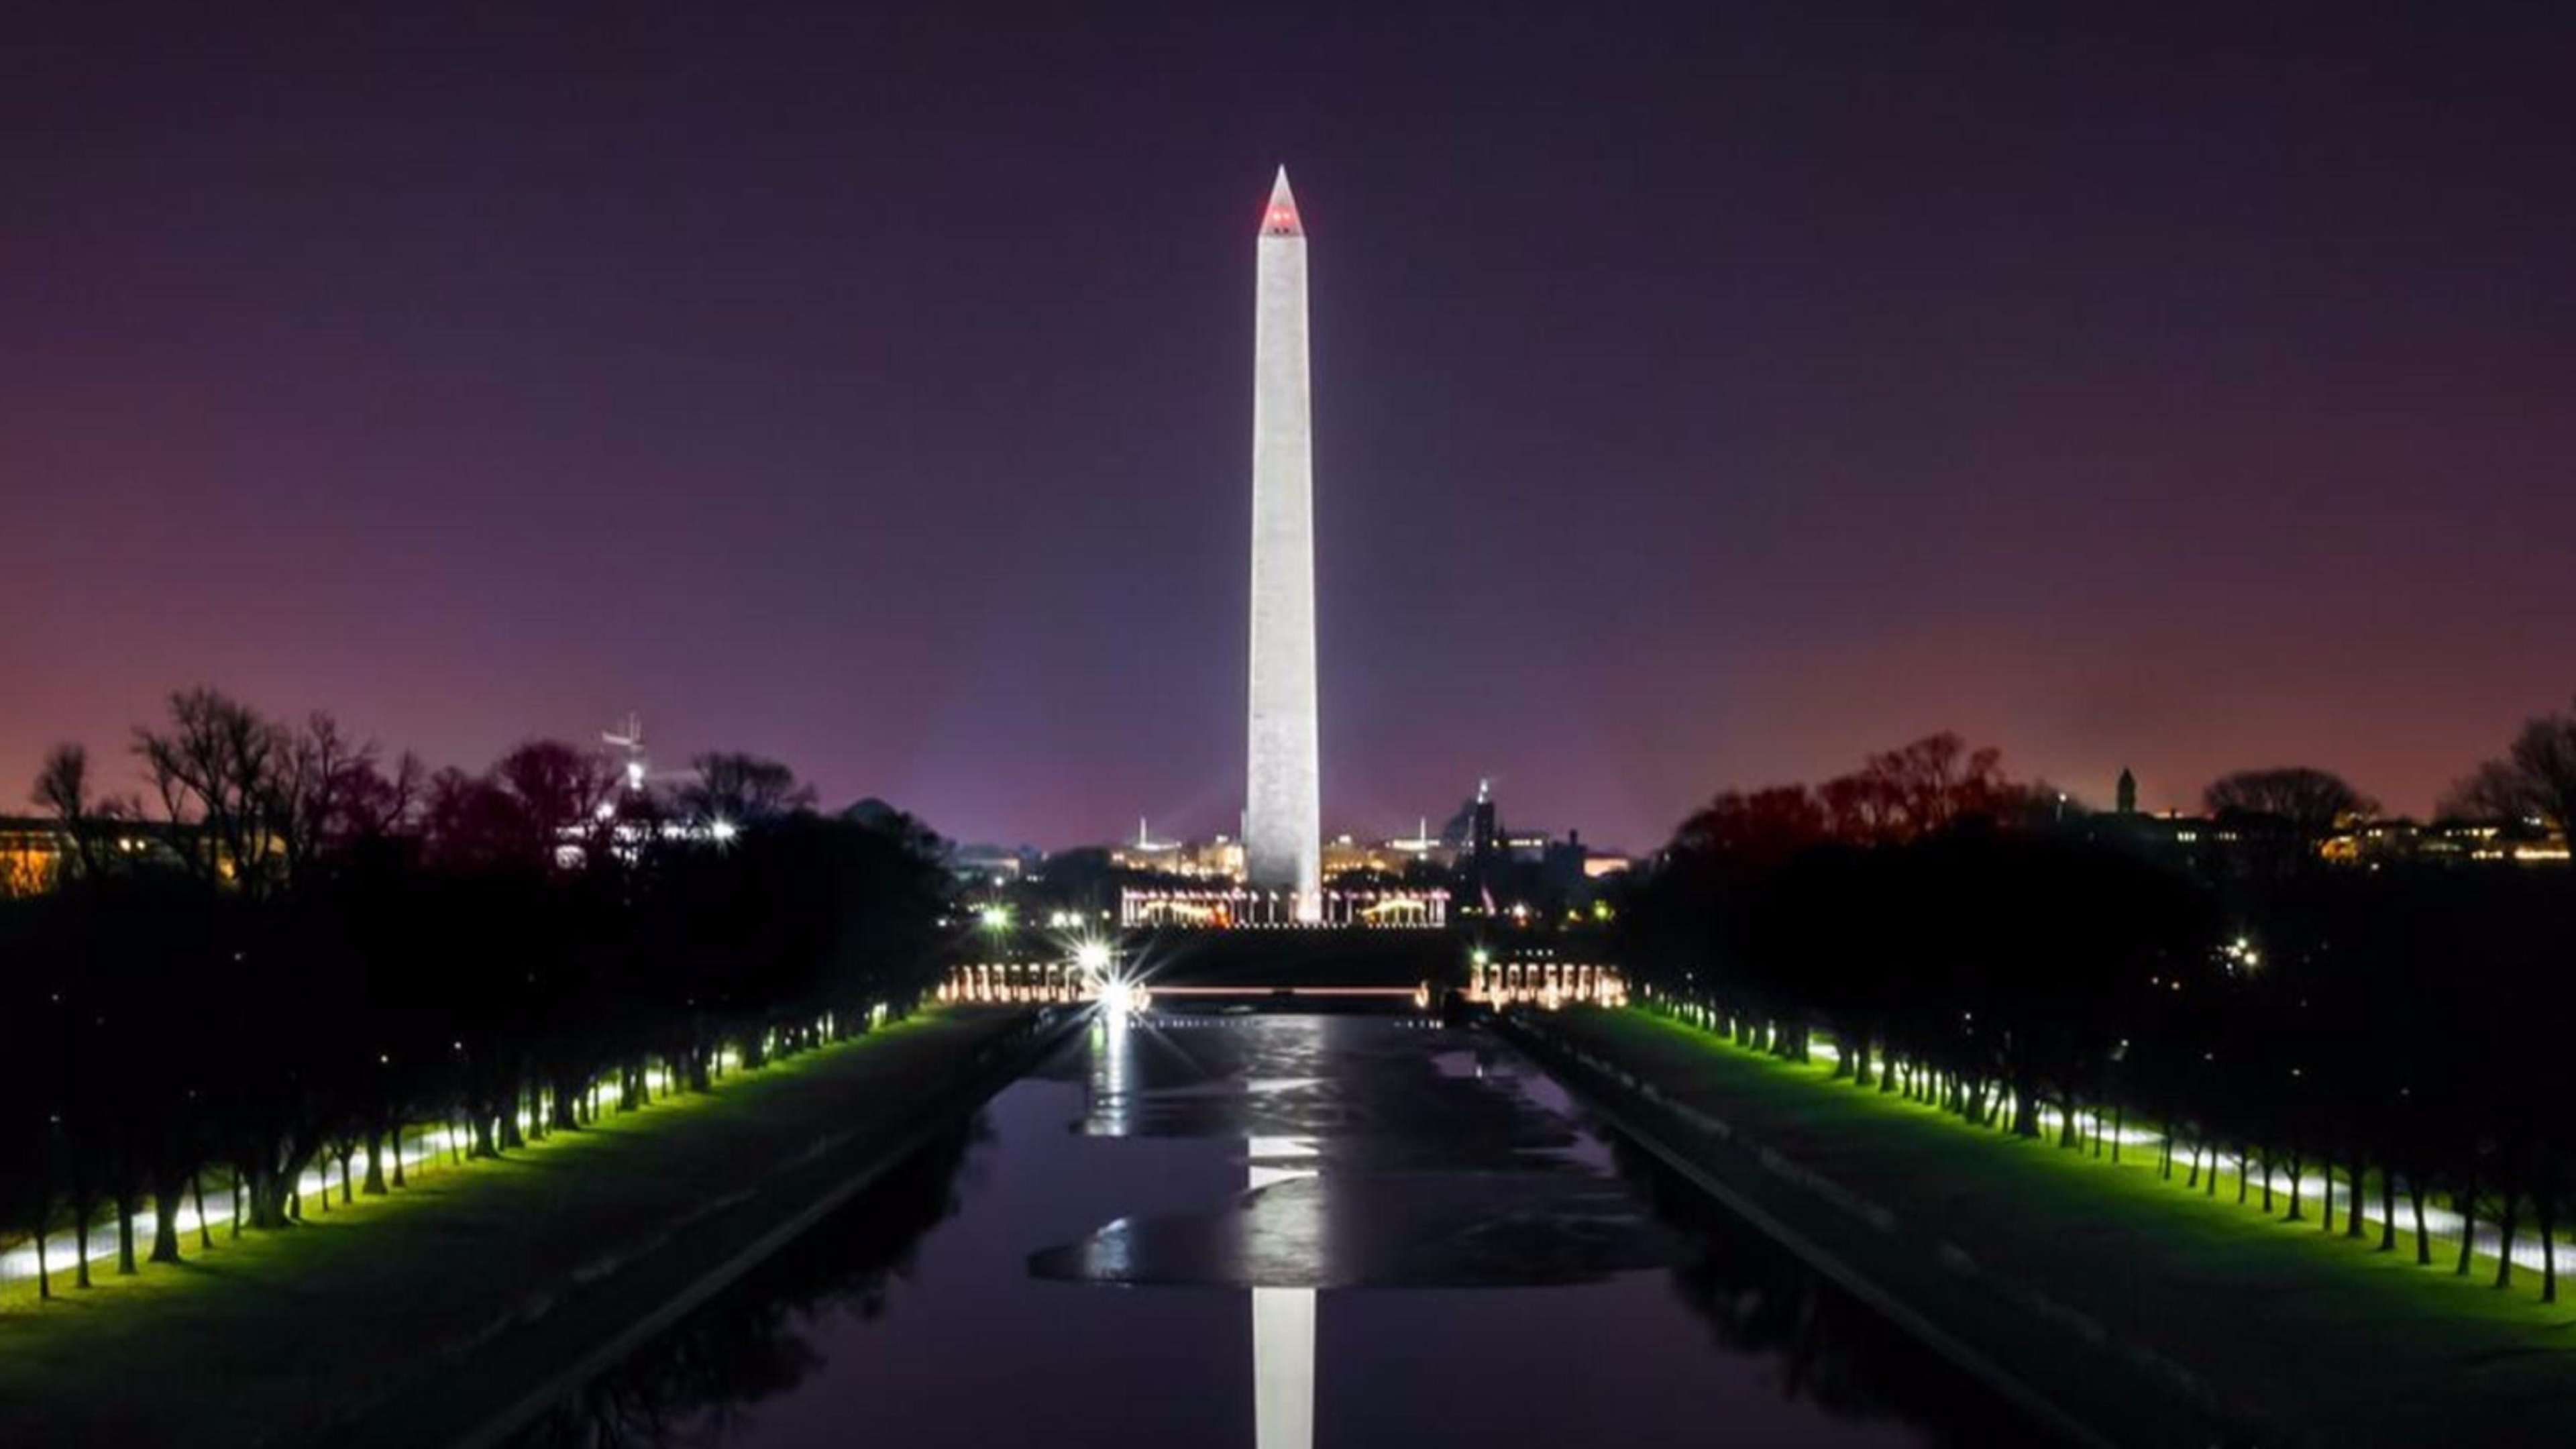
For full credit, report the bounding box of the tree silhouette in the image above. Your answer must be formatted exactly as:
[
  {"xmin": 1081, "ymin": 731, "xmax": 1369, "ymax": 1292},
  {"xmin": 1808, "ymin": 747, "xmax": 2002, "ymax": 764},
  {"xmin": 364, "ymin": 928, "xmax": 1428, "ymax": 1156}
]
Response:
[
  {"xmin": 1621, "ymin": 711, "xmax": 2576, "ymax": 1303},
  {"xmin": 678, "ymin": 752, "xmax": 817, "ymax": 826},
  {"xmin": 3, "ymin": 688, "xmax": 961, "ymax": 1295},
  {"xmin": 2446, "ymin": 697, "xmax": 2576, "ymax": 843},
  {"xmin": 2201, "ymin": 767, "xmax": 2374, "ymax": 835}
]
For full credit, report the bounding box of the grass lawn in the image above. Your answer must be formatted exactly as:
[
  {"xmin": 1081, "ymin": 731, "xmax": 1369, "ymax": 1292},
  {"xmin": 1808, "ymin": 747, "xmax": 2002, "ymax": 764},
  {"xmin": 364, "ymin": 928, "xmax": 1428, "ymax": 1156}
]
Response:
[
  {"xmin": 1552, "ymin": 1006, "xmax": 2576, "ymax": 1448},
  {"xmin": 0, "ymin": 1008, "xmax": 1030, "ymax": 1448}
]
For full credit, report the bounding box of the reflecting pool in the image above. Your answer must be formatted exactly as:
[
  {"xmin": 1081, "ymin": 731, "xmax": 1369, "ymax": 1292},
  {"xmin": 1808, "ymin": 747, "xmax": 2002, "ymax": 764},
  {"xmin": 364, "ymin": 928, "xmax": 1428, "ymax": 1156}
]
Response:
[{"xmin": 513, "ymin": 1010, "xmax": 2057, "ymax": 1448}]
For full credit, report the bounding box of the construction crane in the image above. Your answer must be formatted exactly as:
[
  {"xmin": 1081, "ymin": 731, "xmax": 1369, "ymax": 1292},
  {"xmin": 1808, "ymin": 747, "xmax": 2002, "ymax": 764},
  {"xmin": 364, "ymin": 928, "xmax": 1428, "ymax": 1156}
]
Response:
[{"xmin": 601, "ymin": 713, "xmax": 648, "ymax": 794}]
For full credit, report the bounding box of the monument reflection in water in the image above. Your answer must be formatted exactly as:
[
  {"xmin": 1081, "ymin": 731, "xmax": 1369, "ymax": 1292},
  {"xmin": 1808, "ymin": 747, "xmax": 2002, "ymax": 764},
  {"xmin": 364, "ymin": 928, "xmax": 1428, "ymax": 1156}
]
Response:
[
  {"xmin": 515, "ymin": 1007, "xmax": 2051, "ymax": 1449},
  {"xmin": 1097, "ymin": 1005, "xmax": 1318, "ymax": 1449}
]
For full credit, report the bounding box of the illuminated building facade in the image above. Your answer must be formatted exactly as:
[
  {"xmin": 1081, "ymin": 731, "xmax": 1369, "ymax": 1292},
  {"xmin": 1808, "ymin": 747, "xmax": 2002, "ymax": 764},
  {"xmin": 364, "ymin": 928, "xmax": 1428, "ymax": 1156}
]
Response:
[
  {"xmin": 0, "ymin": 818, "xmax": 62, "ymax": 896},
  {"xmin": 1110, "ymin": 821, "xmax": 1244, "ymax": 881},
  {"xmin": 1120, "ymin": 886, "xmax": 1446, "ymax": 930},
  {"xmin": 1464, "ymin": 947, "xmax": 1627, "ymax": 1008},
  {"xmin": 0, "ymin": 816, "xmax": 194, "ymax": 896}
]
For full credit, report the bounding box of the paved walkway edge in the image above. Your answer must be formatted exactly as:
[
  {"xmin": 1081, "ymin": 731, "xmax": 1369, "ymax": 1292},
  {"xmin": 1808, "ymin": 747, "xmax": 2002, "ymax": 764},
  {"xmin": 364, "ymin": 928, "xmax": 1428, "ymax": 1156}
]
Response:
[
  {"xmin": 314, "ymin": 1010, "xmax": 1083, "ymax": 1449},
  {"xmin": 1502, "ymin": 1013, "xmax": 2274, "ymax": 1449}
]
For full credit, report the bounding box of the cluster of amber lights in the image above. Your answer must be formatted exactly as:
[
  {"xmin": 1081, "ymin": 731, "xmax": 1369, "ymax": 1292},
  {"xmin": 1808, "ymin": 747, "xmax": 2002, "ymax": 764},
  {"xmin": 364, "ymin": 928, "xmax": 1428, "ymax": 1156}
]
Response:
[
  {"xmin": 938, "ymin": 961, "xmax": 1099, "ymax": 1005},
  {"xmin": 1465, "ymin": 959, "xmax": 1627, "ymax": 1010}
]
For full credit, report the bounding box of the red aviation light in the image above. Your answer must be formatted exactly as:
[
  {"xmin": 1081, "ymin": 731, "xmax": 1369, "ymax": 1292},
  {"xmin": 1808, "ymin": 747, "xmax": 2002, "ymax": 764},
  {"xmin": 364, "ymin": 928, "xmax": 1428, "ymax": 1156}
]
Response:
[{"xmin": 1261, "ymin": 191, "xmax": 1302, "ymax": 236}]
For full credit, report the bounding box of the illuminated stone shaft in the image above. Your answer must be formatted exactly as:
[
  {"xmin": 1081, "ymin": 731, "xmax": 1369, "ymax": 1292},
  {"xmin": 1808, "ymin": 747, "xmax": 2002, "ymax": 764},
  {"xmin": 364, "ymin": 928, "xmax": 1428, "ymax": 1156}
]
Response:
[{"xmin": 1246, "ymin": 167, "xmax": 1322, "ymax": 914}]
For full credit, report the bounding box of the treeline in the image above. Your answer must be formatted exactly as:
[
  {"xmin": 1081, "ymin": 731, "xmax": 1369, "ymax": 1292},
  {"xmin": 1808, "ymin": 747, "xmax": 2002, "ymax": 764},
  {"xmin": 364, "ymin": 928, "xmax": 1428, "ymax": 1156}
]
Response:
[
  {"xmin": 1619, "ymin": 708, "xmax": 2576, "ymax": 1301},
  {"xmin": 0, "ymin": 688, "xmax": 953, "ymax": 1298}
]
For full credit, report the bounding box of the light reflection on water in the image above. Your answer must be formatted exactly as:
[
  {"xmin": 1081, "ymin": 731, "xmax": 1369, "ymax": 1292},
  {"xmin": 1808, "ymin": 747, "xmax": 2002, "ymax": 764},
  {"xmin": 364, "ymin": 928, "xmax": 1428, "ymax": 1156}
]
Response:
[{"xmin": 512, "ymin": 1010, "xmax": 2055, "ymax": 1449}]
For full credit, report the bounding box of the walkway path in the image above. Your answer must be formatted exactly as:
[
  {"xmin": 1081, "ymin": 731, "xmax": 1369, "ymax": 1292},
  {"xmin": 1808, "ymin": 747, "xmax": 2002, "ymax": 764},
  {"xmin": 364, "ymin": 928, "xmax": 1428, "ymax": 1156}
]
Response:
[
  {"xmin": 2, "ymin": 1063, "xmax": 706, "ymax": 1293},
  {"xmin": 1536, "ymin": 1008, "xmax": 2576, "ymax": 1448},
  {"xmin": 0, "ymin": 1009, "xmax": 1041, "ymax": 1448},
  {"xmin": 1774, "ymin": 1023, "xmax": 2557, "ymax": 1279}
]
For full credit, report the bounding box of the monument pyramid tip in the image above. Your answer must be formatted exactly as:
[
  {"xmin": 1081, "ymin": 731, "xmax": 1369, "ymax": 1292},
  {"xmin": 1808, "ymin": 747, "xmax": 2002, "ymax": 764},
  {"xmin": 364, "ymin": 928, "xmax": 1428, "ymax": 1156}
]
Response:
[{"xmin": 1261, "ymin": 168, "xmax": 1301, "ymax": 236}]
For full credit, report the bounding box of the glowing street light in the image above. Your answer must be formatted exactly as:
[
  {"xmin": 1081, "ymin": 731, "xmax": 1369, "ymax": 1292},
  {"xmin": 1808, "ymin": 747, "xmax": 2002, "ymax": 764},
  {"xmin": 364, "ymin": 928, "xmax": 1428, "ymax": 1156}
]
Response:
[
  {"xmin": 977, "ymin": 904, "xmax": 1012, "ymax": 932},
  {"xmin": 1075, "ymin": 939, "xmax": 1113, "ymax": 974}
]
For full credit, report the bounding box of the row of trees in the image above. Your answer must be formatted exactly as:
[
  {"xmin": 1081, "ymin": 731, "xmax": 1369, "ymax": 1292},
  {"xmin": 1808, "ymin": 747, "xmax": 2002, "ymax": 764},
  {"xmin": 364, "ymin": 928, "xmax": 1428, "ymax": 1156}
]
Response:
[
  {"xmin": 1, "ymin": 688, "xmax": 955, "ymax": 1299},
  {"xmin": 1619, "ymin": 703, "xmax": 2576, "ymax": 1301}
]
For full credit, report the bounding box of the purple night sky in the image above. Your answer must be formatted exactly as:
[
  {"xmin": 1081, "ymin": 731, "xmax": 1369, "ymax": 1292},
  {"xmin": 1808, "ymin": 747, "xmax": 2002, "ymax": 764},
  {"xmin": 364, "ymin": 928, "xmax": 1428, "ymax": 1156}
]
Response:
[{"xmin": 5, "ymin": 4, "xmax": 2573, "ymax": 851}]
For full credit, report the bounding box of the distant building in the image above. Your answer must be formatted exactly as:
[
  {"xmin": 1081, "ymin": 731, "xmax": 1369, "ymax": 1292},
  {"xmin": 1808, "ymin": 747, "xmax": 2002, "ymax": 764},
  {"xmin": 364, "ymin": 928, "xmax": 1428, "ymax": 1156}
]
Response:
[
  {"xmin": 949, "ymin": 843, "xmax": 1032, "ymax": 884},
  {"xmin": 1582, "ymin": 852, "xmax": 1635, "ymax": 879},
  {"xmin": 1376, "ymin": 818, "xmax": 1455, "ymax": 871},
  {"xmin": 1470, "ymin": 780, "xmax": 1499, "ymax": 873},
  {"xmin": 1120, "ymin": 884, "xmax": 1446, "ymax": 930},
  {"xmin": 1321, "ymin": 834, "xmax": 1384, "ymax": 877},
  {"xmin": 2320, "ymin": 816, "xmax": 2568, "ymax": 867},
  {"xmin": 2076, "ymin": 768, "xmax": 2567, "ymax": 873},
  {"xmin": 1109, "ymin": 821, "xmax": 1242, "ymax": 881},
  {"xmin": 0, "ymin": 816, "xmax": 194, "ymax": 896},
  {"xmin": 1087, "ymin": 773, "xmax": 1623, "ymax": 928},
  {"xmin": 0, "ymin": 818, "xmax": 60, "ymax": 896}
]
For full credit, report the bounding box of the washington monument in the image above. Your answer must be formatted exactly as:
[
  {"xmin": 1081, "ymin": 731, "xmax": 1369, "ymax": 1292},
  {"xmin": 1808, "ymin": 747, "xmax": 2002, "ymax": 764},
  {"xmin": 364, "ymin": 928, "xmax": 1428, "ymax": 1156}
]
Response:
[{"xmin": 1245, "ymin": 166, "xmax": 1322, "ymax": 914}]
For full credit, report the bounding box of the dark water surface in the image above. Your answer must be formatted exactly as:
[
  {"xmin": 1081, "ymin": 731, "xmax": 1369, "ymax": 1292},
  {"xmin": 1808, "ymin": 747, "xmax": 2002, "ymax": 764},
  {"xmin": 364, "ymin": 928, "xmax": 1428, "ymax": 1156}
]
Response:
[{"xmin": 513, "ymin": 1010, "xmax": 2056, "ymax": 1448}]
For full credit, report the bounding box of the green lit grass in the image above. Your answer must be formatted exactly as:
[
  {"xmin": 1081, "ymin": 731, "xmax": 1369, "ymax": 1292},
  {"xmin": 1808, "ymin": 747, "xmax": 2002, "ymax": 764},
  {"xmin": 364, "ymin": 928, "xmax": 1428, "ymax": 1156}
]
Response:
[
  {"xmin": 0, "ymin": 1013, "xmax": 942, "ymax": 1316},
  {"xmin": 1558, "ymin": 1006, "xmax": 2576, "ymax": 1446},
  {"xmin": 0, "ymin": 1008, "xmax": 1020, "ymax": 1447}
]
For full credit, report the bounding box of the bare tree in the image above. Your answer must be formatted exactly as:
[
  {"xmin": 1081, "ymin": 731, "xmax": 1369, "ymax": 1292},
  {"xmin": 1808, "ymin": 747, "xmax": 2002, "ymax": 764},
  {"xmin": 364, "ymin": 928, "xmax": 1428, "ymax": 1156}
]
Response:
[
  {"xmin": 30, "ymin": 743, "xmax": 127, "ymax": 881},
  {"xmin": 1873, "ymin": 733, "xmax": 2011, "ymax": 835},
  {"xmin": 678, "ymin": 752, "xmax": 816, "ymax": 828},
  {"xmin": 32, "ymin": 743, "xmax": 91, "ymax": 823},
  {"xmin": 2445, "ymin": 697, "xmax": 2576, "ymax": 840},
  {"xmin": 133, "ymin": 688, "xmax": 289, "ymax": 896},
  {"xmin": 272, "ymin": 712, "xmax": 375, "ymax": 882},
  {"xmin": 2202, "ymin": 767, "xmax": 2375, "ymax": 835},
  {"xmin": 335, "ymin": 750, "xmax": 427, "ymax": 844},
  {"xmin": 134, "ymin": 697, "xmax": 435, "ymax": 892},
  {"xmin": 494, "ymin": 741, "xmax": 623, "ymax": 866},
  {"xmin": 1815, "ymin": 733, "xmax": 2019, "ymax": 843},
  {"xmin": 1674, "ymin": 786, "xmax": 1827, "ymax": 867}
]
